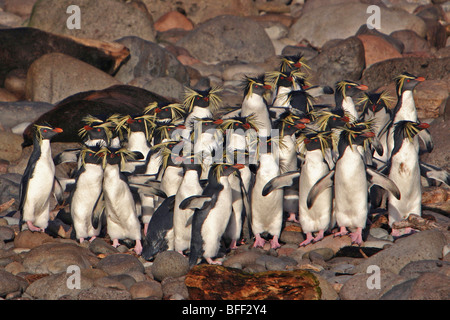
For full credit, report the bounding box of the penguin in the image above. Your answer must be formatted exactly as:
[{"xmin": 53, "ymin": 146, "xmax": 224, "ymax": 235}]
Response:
[
  {"xmin": 69, "ymin": 145, "xmax": 104, "ymax": 243},
  {"xmin": 97, "ymin": 147, "xmax": 144, "ymax": 254},
  {"xmin": 307, "ymin": 124, "xmax": 401, "ymax": 245},
  {"xmin": 387, "ymin": 120, "xmax": 430, "ymax": 236},
  {"xmin": 266, "ymin": 70, "xmax": 297, "ymax": 108},
  {"xmin": 182, "ymin": 86, "xmax": 223, "ymax": 131},
  {"xmin": 144, "ymin": 101, "xmax": 186, "ymax": 127},
  {"xmin": 263, "ymin": 130, "xmax": 334, "ymax": 246},
  {"xmin": 173, "ymin": 154, "xmax": 204, "ymax": 255},
  {"xmin": 180, "ymin": 162, "xmax": 246, "ymax": 266},
  {"xmin": 240, "ymin": 75, "xmax": 273, "ymax": 137},
  {"xmin": 141, "ymin": 195, "xmax": 176, "ymax": 261},
  {"xmin": 358, "ymin": 91, "xmax": 394, "ymax": 165},
  {"xmin": 19, "ymin": 124, "xmax": 63, "ymax": 232},
  {"xmin": 250, "ymin": 135, "xmax": 284, "ymax": 249},
  {"xmin": 386, "ymin": 72, "xmax": 433, "ymax": 159},
  {"xmin": 277, "ymin": 53, "xmax": 311, "ymax": 91},
  {"xmin": 334, "ymin": 80, "xmax": 369, "ymax": 120},
  {"xmin": 78, "ymin": 114, "xmax": 121, "ymax": 148}
]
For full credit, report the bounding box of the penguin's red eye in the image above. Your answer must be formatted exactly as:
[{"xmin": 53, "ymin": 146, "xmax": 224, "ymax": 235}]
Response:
[
  {"xmin": 97, "ymin": 128, "xmax": 101, "ymax": 132},
  {"xmin": 347, "ymin": 85, "xmax": 351, "ymax": 88},
  {"xmin": 333, "ymin": 117, "xmax": 336, "ymax": 121},
  {"xmin": 280, "ymin": 76, "xmax": 284, "ymax": 79},
  {"xmin": 89, "ymin": 153, "xmax": 93, "ymax": 156},
  {"xmin": 43, "ymin": 129, "xmax": 47, "ymax": 133},
  {"xmin": 191, "ymin": 158, "xmax": 194, "ymax": 162},
  {"xmin": 287, "ymin": 125, "xmax": 290, "ymax": 128},
  {"xmin": 138, "ymin": 119, "xmax": 142, "ymax": 123},
  {"xmin": 406, "ymin": 79, "xmax": 410, "ymax": 82}
]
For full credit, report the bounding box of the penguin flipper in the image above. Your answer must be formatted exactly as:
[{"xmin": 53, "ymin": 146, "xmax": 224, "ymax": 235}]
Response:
[
  {"xmin": 91, "ymin": 193, "xmax": 104, "ymax": 229},
  {"xmin": 129, "ymin": 183, "xmax": 167, "ymax": 198},
  {"xmin": 307, "ymin": 171, "xmax": 335, "ymax": 209},
  {"xmin": 366, "ymin": 167, "xmax": 401, "ymax": 200},
  {"xmin": 179, "ymin": 195, "xmax": 213, "ymax": 210},
  {"xmin": 127, "ymin": 174, "xmax": 158, "ymax": 185},
  {"xmin": 420, "ymin": 161, "xmax": 450, "ymax": 187},
  {"xmin": 53, "ymin": 148, "xmax": 80, "ymax": 165},
  {"xmin": 262, "ymin": 171, "xmax": 300, "ymax": 196},
  {"xmin": 417, "ymin": 129, "xmax": 434, "ymax": 153}
]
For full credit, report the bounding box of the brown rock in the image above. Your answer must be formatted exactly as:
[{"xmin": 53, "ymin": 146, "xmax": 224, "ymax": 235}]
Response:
[
  {"xmin": 357, "ymin": 34, "xmax": 402, "ymax": 67},
  {"xmin": 390, "ymin": 30, "xmax": 431, "ymax": 54},
  {"xmin": 154, "ymin": 11, "xmax": 194, "ymax": 32},
  {"xmin": 13, "ymin": 230, "xmax": 54, "ymax": 249},
  {"xmin": 0, "ymin": 132, "xmax": 23, "ymax": 162},
  {"xmin": 0, "ymin": 88, "xmax": 19, "ymax": 102},
  {"xmin": 185, "ymin": 265, "xmax": 321, "ymax": 300},
  {"xmin": 413, "ymin": 79, "xmax": 449, "ymax": 119},
  {"xmin": 420, "ymin": 117, "xmax": 450, "ymax": 172},
  {"xmin": 4, "ymin": 69, "xmax": 27, "ymax": 100},
  {"xmin": 4, "ymin": 0, "xmax": 37, "ymax": 17},
  {"xmin": 129, "ymin": 280, "xmax": 163, "ymax": 299}
]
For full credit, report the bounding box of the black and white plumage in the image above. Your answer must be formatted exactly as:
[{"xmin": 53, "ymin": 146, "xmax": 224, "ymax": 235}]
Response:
[{"xmin": 19, "ymin": 124, "xmax": 63, "ymax": 232}]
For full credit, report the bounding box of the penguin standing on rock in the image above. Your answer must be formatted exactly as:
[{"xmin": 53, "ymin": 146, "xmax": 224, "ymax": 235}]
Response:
[
  {"xmin": 180, "ymin": 163, "xmax": 246, "ymax": 266},
  {"xmin": 388, "ymin": 120, "xmax": 430, "ymax": 236},
  {"xmin": 307, "ymin": 124, "xmax": 401, "ymax": 245},
  {"xmin": 97, "ymin": 147, "xmax": 144, "ymax": 254},
  {"xmin": 19, "ymin": 124, "xmax": 63, "ymax": 232},
  {"xmin": 70, "ymin": 145, "xmax": 104, "ymax": 243}
]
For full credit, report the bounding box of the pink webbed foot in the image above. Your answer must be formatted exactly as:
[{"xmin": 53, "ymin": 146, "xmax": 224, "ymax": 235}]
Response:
[
  {"xmin": 253, "ymin": 234, "xmax": 266, "ymax": 248},
  {"xmin": 89, "ymin": 236, "xmax": 96, "ymax": 243},
  {"xmin": 299, "ymin": 232, "xmax": 314, "ymax": 247},
  {"xmin": 112, "ymin": 239, "xmax": 120, "ymax": 248},
  {"xmin": 313, "ymin": 230, "xmax": 325, "ymax": 243},
  {"xmin": 391, "ymin": 227, "xmax": 416, "ymax": 237},
  {"xmin": 287, "ymin": 212, "xmax": 300, "ymax": 223},
  {"xmin": 134, "ymin": 240, "xmax": 143, "ymax": 255},
  {"xmin": 334, "ymin": 226, "xmax": 349, "ymax": 237},
  {"xmin": 26, "ymin": 220, "xmax": 44, "ymax": 232},
  {"xmin": 206, "ymin": 257, "xmax": 222, "ymax": 265},
  {"xmin": 270, "ymin": 235, "xmax": 281, "ymax": 249},
  {"xmin": 229, "ymin": 239, "xmax": 238, "ymax": 250},
  {"xmin": 349, "ymin": 227, "xmax": 363, "ymax": 246}
]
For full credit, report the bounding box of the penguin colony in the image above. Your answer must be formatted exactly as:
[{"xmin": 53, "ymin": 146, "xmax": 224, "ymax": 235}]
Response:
[{"xmin": 19, "ymin": 54, "xmax": 450, "ymax": 266}]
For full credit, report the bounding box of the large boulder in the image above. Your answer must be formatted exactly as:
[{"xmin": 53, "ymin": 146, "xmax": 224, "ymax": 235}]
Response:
[
  {"xmin": 176, "ymin": 15, "xmax": 275, "ymax": 64},
  {"xmin": 28, "ymin": 0, "xmax": 155, "ymax": 42},
  {"xmin": 288, "ymin": 2, "xmax": 427, "ymax": 48},
  {"xmin": 25, "ymin": 53, "xmax": 122, "ymax": 104},
  {"xmin": 114, "ymin": 36, "xmax": 190, "ymax": 85}
]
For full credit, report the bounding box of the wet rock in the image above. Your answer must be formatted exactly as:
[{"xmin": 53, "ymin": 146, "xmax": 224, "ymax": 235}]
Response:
[
  {"xmin": 185, "ymin": 265, "xmax": 321, "ymax": 300},
  {"xmin": 176, "ymin": 15, "xmax": 275, "ymax": 64},
  {"xmin": 114, "ymin": 36, "xmax": 190, "ymax": 86},
  {"xmin": 307, "ymin": 36, "xmax": 365, "ymax": 86},
  {"xmin": 22, "ymin": 242, "xmax": 99, "ymax": 274},
  {"xmin": 28, "ymin": 0, "xmax": 155, "ymax": 42},
  {"xmin": 96, "ymin": 253, "xmax": 145, "ymax": 276},
  {"xmin": 354, "ymin": 230, "xmax": 447, "ymax": 274},
  {"xmin": 26, "ymin": 53, "xmax": 122, "ymax": 104},
  {"xmin": 151, "ymin": 251, "xmax": 190, "ymax": 282}
]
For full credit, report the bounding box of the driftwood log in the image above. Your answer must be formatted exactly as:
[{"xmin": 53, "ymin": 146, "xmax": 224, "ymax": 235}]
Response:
[
  {"xmin": 0, "ymin": 27, "xmax": 130, "ymax": 85},
  {"xmin": 185, "ymin": 265, "xmax": 321, "ymax": 300}
]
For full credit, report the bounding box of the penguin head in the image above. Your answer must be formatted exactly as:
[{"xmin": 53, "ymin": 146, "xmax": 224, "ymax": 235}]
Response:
[
  {"xmin": 279, "ymin": 53, "xmax": 310, "ymax": 74},
  {"xmin": 359, "ymin": 91, "xmax": 394, "ymax": 115},
  {"xmin": 115, "ymin": 113, "xmax": 155, "ymax": 142},
  {"xmin": 241, "ymin": 75, "xmax": 272, "ymax": 98},
  {"xmin": 394, "ymin": 72, "xmax": 425, "ymax": 96},
  {"xmin": 79, "ymin": 114, "xmax": 116, "ymax": 145},
  {"xmin": 338, "ymin": 121, "xmax": 376, "ymax": 152},
  {"xmin": 210, "ymin": 162, "xmax": 245, "ymax": 181},
  {"xmin": 394, "ymin": 120, "xmax": 430, "ymax": 143},
  {"xmin": 302, "ymin": 131, "xmax": 332, "ymax": 154},
  {"xmin": 335, "ymin": 80, "xmax": 369, "ymax": 98},
  {"xmin": 153, "ymin": 123, "xmax": 186, "ymax": 143},
  {"xmin": 183, "ymin": 86, "xmax": 223, "ymax": 112},
  {"xmin": 97, "ymin": 147, "xmax": 139, "ymax": 168},
  {"xmin": 145, "ymin": 102, "xmax": 186, "ymax": 126},
  {"xmin": 34, "ymin": 124, "xmax": 63, "ymax": 141},
  {"xmin": 315, "ymin": 109, "xmax": 351, "ymax": 131},
  {"xmin": 275, "ymin": 112, "xmax": 308, "ymax": 137},
  {"xmin": 80, "ymin": 146, "xmax": 103, "ymax": 166}
]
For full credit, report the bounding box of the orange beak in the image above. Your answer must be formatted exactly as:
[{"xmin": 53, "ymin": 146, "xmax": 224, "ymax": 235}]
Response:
[
  {"xmin": 299, "ymin": 118, "xmax": 311, "ymax": 124},
  {"xmin": 418, "ymin": 123, "xmax": 429, "ymax": 129},
  {"xmin": 294, "ymin": 123, "xmax": 306, "ymax": 129},
  {"xmin": 263, "ymin": 85, "xmax": 272, "ymax": 90},
  {"xmin": 356, "ymin": 84, "xmax": 369, "ymax": 91},
  {"xmin": 52, "ymin": 128, "xmax": 63, "ymax": 133},
  {"xmin": 232, "ymin": 163, "xmax": 245, "ymax": 169},
  {"xmin": 362, "ymin": 131, "xmax": 375, "ymax": 138},
  {"xmin": 415, "ymin": 76, "xmax": 425, "ymax": 82}
]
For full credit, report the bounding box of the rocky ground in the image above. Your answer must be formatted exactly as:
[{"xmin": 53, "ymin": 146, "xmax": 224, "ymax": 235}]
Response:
[{"xmin": 0, "ymin": 0, "xmax": 449, "ymax": 300}]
